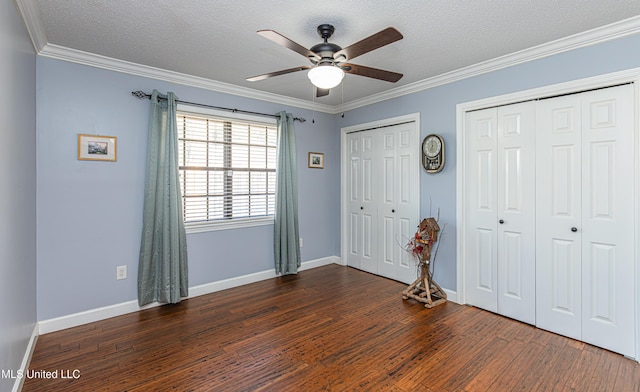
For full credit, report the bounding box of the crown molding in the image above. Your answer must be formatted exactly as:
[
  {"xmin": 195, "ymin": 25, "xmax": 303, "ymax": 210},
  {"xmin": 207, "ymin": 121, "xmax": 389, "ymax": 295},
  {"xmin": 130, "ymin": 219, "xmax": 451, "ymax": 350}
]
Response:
[
  {"xmin": 16, "ymin": 3, "xmax": 640, "ymax": 114},
  {"xmin": 342, "ymin": 15, "xmax": 640, "ymax": 112},
  {"xmin": 14, "ymin": 0, "xmax": 47, "ymax": 51},
  {"xmin": 37, "ymin": 43, "xmax": 335, "ymax": 114}
]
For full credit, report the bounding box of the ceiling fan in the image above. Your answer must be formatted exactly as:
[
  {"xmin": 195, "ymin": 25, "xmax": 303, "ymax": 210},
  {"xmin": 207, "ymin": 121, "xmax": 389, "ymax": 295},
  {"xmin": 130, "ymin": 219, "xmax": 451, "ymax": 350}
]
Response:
[{"xmin": 246, "ymin": 24, "xmax": 403, "ymax": 97}]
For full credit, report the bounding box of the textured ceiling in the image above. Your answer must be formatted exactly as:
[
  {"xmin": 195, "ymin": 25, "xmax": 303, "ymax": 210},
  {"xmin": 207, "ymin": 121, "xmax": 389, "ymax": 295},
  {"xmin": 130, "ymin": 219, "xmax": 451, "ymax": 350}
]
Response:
[{"xmin": 31, "ymin": 0, "xmax": 640, "ymax": 106}]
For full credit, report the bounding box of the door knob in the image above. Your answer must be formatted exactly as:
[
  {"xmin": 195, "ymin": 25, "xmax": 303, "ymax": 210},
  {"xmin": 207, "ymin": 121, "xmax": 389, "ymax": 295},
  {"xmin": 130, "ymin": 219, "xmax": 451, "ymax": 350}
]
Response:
[
  {"xmin": 392, "ymin": 209, "xmax": 395, "ymax": 213},
  {"xmin": 571, "ymin": 227, "xmax": 578, "ymax": 232},
  {"xmin": 360, "ymin": 206, "xmax": 363, "ymax": 210},
  {"xmin": 499, "ymin": 219, "xmax": 504, "ymax": 224}
]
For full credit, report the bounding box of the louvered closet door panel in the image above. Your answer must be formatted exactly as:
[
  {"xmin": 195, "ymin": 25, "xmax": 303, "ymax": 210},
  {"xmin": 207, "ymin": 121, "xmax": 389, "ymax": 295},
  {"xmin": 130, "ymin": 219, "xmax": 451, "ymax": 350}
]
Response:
[
  {"xmin": 535, "ymin": 94, "xmax": 583, "ymax": 341},
  {"xmin": 465, "ymin": 108, "xmax": 499, "ymax": 312},
  {"xmin": 496, "ymin": 102, "xmax": 536, "ymax": 325},
  {"xmin": 580, "ymin": 84, "xmax": 634, "ymax": 357}
]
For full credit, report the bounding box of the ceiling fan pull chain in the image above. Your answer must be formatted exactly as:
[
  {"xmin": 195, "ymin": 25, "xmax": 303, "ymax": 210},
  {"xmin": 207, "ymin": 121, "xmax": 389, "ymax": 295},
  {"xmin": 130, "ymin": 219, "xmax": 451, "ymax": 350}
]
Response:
[
  {"xmin": 312, "ymin": 86, "xmax": 316, "ymax": 124},
  {"xmin": 341, "ymin": 80, "xmax": 345, "ymax": 118}
]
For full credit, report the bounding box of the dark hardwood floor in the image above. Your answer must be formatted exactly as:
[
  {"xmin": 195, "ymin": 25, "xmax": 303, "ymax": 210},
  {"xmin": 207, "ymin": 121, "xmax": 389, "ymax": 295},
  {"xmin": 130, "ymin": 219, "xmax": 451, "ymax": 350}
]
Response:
[{"xmin": 24, "ymin": 264, "xmax": 640, "ymax": 391}]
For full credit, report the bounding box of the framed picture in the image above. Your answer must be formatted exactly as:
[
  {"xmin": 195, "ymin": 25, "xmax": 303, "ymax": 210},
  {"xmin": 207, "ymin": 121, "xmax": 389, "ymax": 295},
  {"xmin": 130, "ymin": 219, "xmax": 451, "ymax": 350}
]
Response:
[
  {"xmin": 308, "ymin": 152, "xmax": 324, "ymax": 169},
  {"xmin": 78, "ymin": 134, "xmax": 117, "ymax": 162}
]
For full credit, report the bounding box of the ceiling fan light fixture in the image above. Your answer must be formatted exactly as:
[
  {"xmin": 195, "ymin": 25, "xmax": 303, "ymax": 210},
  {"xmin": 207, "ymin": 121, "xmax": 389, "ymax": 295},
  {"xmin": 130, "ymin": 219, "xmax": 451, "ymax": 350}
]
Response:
[{"xmin": 307, "ymin": 63, "xmax": 344, "ymax": 89}]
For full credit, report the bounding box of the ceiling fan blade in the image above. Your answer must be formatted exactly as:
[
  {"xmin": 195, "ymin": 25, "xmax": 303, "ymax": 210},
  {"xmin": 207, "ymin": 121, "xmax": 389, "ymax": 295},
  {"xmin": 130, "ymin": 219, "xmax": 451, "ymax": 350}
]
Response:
[
  {"xmin": 316, "ymin": 88, "xmax": 330, "ymax": 97},
  {"xmin": 257, "ymin": 30, "xmax": 321, "ymax": 61},
  {"xmin": 342, "ymin": 63, "xmax": 403, "ymax": 83},
  {"xmin": 246, "ymin": 66, "xmax": 311, "ymax": 82},
  {"xmin": 334, "ymin": 27, "xmax": 403, "ymax": 62}
]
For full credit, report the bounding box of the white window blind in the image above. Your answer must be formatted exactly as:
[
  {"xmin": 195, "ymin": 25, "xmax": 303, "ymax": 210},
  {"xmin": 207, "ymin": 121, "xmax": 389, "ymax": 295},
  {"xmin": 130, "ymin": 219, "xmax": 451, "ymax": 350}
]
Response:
[{"xmin": 177, "ymin": 111, "xmax": 277, "ymax": 227}]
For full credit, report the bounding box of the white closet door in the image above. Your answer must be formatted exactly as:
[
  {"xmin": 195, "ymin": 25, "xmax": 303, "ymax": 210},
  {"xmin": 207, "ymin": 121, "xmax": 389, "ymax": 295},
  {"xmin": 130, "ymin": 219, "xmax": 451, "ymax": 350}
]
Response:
[
  {"xmin": 535, "ymin": 94, "xmax": 583, "ymax": 340},
  {"xmin": 346, "ymin": 122, "xmax": 418, "ymax": 281},
  {"xmin": 580, "ymin": 85, "xmax": 634, "ymax": 357},
  {"xmin": 465, "ymin": 108, "xmax": 499, "ymax": 313},
  {"xmin": 378, "ymin": 123, "xmax": 419, "ymax": 284},
  {"xmin": 359, "ymin": 131, "xmax": 378, "ymax": 274},
  {"xmin": 496, "ymin": 102, "xmax": 536, "ymax": 325},
  {"xmin": 346, "ymin": 133, "xmax": 362, "ymax": 270},
  {"xmin": 536, "ymin": 84, "xmax": 635, "ymax": 356},
  {"xmin": 465, "ymin": 103, "xmax": 536, "ymax": 323},
  {"xmin": 346, "ymin": 131, "xmax": 378, "ymax": 274}
]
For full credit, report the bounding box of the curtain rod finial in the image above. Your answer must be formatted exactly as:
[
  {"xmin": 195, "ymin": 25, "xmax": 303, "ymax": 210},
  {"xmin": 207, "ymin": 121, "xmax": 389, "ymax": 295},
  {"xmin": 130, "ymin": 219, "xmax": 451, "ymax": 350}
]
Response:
[{"xmin": 132, "ymin": 91, "xmax": 149, "ymax": 99}]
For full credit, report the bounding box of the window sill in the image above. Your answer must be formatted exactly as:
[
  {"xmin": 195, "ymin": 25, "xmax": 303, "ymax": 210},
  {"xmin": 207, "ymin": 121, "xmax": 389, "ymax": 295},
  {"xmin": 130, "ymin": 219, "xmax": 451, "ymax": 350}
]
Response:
[{"xmin": 185, "ymin": 216, "xmax": 274, "ymax": 234}]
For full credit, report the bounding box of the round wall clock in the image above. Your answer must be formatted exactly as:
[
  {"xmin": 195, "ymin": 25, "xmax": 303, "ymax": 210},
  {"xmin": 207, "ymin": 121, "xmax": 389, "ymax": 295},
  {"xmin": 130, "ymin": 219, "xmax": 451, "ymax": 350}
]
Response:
[{"xmin": 422, "ymin": 134, "xmax": 445, "ymax": 173}]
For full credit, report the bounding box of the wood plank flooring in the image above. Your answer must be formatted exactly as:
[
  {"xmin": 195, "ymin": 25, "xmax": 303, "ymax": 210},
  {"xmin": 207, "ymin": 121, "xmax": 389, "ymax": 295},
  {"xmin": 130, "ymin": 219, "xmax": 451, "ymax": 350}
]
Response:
[{"xmin": 24, "ymin": 264, "xmax": 640, "ymax": 391}]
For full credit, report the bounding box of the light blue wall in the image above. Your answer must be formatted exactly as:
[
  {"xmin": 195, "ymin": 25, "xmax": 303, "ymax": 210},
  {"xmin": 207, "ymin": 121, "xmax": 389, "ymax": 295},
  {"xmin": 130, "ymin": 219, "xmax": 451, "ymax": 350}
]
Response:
[
  {"xmin": 338, "ymin": 33, "xmax": 640, "ymax": 290},
  {"xmin": 35, "ymin": 30, "xmax": 640, "ymax": 321},
  {"xmin": 36, "ymin": 58, "xmax": 339, "ymax": 320},
  {"xmin": 0, "ymin": 0, "xmax": 37, "ymax": 389}
]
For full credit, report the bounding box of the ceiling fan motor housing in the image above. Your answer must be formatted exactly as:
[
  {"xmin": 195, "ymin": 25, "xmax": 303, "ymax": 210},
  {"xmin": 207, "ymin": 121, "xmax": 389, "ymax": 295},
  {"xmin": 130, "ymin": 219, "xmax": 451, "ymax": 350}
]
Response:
[
  {"xmin": 310, "ymin": 42, "xmax": 342, "ymax": 62},
  {"xmin": 317, "ymin": 24, "xmax": 335, "ymax": 40},
  {"xmin": 310, "ymin": 24, "xmax": 342, "ymax": 63}
]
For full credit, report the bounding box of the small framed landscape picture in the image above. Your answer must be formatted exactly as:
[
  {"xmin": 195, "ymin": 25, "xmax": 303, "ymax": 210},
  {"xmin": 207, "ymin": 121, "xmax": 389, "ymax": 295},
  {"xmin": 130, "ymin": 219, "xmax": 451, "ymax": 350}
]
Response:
[
  {"xmin": 78, "ymin": 134, "xmax": 117, "ymax": 162},
  {"xmin": 308, "ymin": 152, "xmax": 324, "ymax": 169}
]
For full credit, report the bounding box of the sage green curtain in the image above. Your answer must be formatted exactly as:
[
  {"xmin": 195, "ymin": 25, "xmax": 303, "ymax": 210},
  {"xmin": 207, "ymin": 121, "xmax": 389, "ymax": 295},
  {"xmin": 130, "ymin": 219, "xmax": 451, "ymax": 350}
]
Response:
[
  {"xmin": 138, "ymin": 90, "xmax": 188, "ymax": 306},
  {"xmin": 274, "ymin": 111, "xmax": 301, "ymax": 275}
]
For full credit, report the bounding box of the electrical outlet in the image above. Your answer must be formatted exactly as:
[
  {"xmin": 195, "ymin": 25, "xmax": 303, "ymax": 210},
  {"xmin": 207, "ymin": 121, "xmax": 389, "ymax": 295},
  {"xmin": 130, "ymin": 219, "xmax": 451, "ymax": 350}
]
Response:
[
  {"xmin": 116, "ymin": 265, "xmax": 127, "ymax": 280},
  {"xmin": 299, "ymin": 238, "xmax": 303, "ymax": 248}
]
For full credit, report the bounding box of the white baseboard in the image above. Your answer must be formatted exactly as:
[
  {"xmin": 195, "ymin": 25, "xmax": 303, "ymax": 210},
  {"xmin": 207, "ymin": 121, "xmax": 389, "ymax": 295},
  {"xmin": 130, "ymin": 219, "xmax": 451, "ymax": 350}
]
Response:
[
  {"xmin": 38, "ymin": 256, "xmax": 341, "ymax": 335},
  {"xmin": 11, "ymin": 324, "xmax": 38, "ymax": 392},
  {"xmin": 443, "ymin": 288, "xmax": 458, "ymax": 304},
  {"xmin": 189, "ymin": 255, "xmax": 338, "ymax": 296}
]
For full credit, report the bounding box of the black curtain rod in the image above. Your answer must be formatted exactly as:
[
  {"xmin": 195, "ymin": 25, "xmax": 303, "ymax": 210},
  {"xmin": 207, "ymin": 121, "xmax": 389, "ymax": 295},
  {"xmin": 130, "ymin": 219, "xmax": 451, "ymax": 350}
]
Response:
[{"xmin": 131, "ymin": 91, "xmax": 306, "ymax": 123}]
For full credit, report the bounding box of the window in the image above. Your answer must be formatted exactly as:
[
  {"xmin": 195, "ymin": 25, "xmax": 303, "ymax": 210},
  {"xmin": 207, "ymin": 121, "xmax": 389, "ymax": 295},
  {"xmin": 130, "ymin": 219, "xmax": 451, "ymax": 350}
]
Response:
[{"xmin": 177, "ymin": 108, "xmax": 277, "ymax": 232}]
